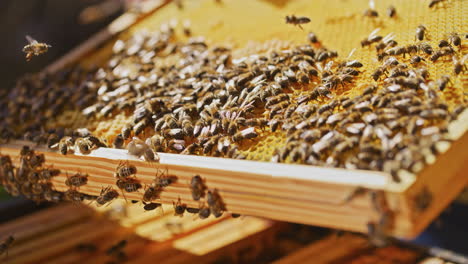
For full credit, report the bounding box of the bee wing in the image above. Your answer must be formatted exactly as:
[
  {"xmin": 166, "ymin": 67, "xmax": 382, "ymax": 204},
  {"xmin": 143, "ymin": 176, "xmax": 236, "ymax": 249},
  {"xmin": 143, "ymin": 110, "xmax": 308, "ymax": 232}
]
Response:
[
  {"xmin": 325, "ymin": 61, "xmax": 334, "ymax": 71},
  {"xmin": 382, "ymin": 32, "xmax": 395, "ymax": 43},
  {"xmin": 25, "ymin": 35, "xmax": 38, "ymax": 44},
  {"xmin": 369, "ymin": 28, "xmax": 381, "ymax": 38},
  {"xmin": 368, "ymin": 0, "xmax": 375, "ymax": 10},
  {"xmin": 347, "ymin": 48, "xmax": 356, "ymax": 59}
]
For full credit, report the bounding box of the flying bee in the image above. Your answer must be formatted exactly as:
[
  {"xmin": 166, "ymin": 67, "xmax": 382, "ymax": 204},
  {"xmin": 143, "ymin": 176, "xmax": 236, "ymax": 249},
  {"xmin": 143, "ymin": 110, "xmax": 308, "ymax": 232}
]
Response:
[
  {"xmin": 0, "ymin": 236, "xmax": 14, "ymax": 257},
  {"xmin": 452, "ymin": 55, "xmax": 468, "ymax": 75},
  {"xmin": 448, "ymin": 32, "xmax": 461, "ymax": 47},
  {"xmin": 65, "ymin": 172, "xmax": 88, "ymax": 188},
  {"xmin": 363, "ymin": 0, "xmax": 378, "ymax": 17},
  {"xmin": 96, "ymin": 186, "xmax": 119, "ymax": 207},
  {"xmin": 114, "ymin": 161, "xmax": 137, "ymax": 178},
  {"xmin": 22, "ymin": 35, "xmax": 51, "ymax": 61},
  {"xmin": 416, "ymin": 25, "xmax": 427, "ymax": 41},
  {"xmin": 285, "ymin": 15, "xmax": 311, "ymax": 29},
  {"xmin": 387, "ymin": 5, "xmax": 396, "ymax": 17},
  {"xmin": 361, "ymin": 28, "xmax": 383, "ymax": 47},
  {"xmin": 190, "ymin": 175, "xmax": 207, "ymax": 201},
  {"xmin": 173, "ymin": 197, "xmax": 187, "ymax": 217}
]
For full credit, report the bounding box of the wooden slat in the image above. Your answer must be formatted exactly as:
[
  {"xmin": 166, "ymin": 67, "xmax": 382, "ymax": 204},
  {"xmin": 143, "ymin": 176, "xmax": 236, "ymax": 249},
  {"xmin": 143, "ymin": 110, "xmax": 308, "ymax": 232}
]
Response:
[
  {"xmin": 1, "ymin": 123, "xmax": 467, "ymax": 238},
  {"xmin": 272, "ymin": 233, "xmax": 371, "ymax": 264}
]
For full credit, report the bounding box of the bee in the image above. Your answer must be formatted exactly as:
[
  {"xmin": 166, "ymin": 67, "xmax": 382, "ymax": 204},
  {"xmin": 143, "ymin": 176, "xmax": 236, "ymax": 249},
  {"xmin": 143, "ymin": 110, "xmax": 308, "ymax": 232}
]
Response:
[
  {"xmin": 22, "ymin": 35, "xmax": 51, "ymax": 61},
  {"xmin": 387, "ymin": 5, "xmax": 396, "ymax": 18},
  {"xmin": 142, "ymin": 184, "xmax": 162, "ymax": 203},
  {"xmin": 207, "ymin": 189, "xmax": 225, "ymax": 218},
  {"xmin": 435, "ymin": 75, "xmax": 451, "ymax": 91},
  {"xmin": 285, "ymin": 15, "xmax": 311, "ymax": 29},
  {"xmin": 418, "ymin": 42, "xmax": 433, "ymax": 55},
  {"xmin": 143, "ymin": 202, "xmax": 161, "ymax": 211},
  {"xmin": 232, "ymin": 127, "xmax": 258, "ymax": 142},
  {"xmin": 371, "ymin": 66, "xmax": 386, "ymax": 81},
  {"xmin": 448, "ymin": 32, "xmax": 461, "ymax": 47},
  {"xmin": 114, "ymin": 161, "xmax": 137, "ymax": 178},
  {"xmin": 265, "ymin": 94, "xmax": 290, "ymax": 108},
  {"xmin": 0, "ymin": 236, "xmax": 14, "ymax": 257},
  {"xmin": 154, "ymin": 171, "xmax": 178, "ymax": 188},
  {"xmin": 307, "ymin": 32, "xmax": 319, "ymax": 43},
  {"xmin": 438, "ymin": 39, "xmax": 450, "ymax": 48},
  {"xmin": 173, "ymin": 197, "xmax": 187, "ymax": 217},
  {"xmin": 39, "ymin": 167, "xmax": 61, "ymax": 180},
  {"xmin": 133, "ymin": 118, "xmax": 150, "ymax": 136},
  {"xmin": 198, "ymin": 203, "xmax": 211, "ymax": 219},
  {"xmin": 113, "ymin": 134, "xmax": 124, "ymax": 149},
  {"xmin": 75, "ymin": 137, "xmax": 93, "ymax": 155},
  {"xmin": 415, "ymin": 25, "xmax": 427, "ymax": 41},
  {"xmin": 65, "ymin": 189, "xmax": 85, "ymax": 203},
  {"xmin": 65, "ymin": 172, "xmax": 88, "ymax": 188},
  {"xmin": 116, "ymin": 177, "xmax": 142, "ymax": 193},
  {"xmin": 361, "ymin": 28, "xmax": 383, "ymax": 47},
  {"xmin": 57, "ymin": 136, "xmax": 74, "ymax": 155},
  {"xmin": 410, "ymin": 55, "xmax": 425, "ymax": 65},
  {"xmin": 96, "ymin": 186, "xmax": 119, "ymax": 206},
  {"xmin": 190, "ymin": 175, "xmax": 207, "ymax": 201},
  {"xmin": 363, "ymin": 0, "xmax": 378, "ymax": 17},
  {"xmin": 203, "ymin": 135, "xmax": 222, "ymax": 154},
  {"xmin": 181, "ymin": 142, "xmax": 200, "ymax": 155},
  {"xmin": 182, "ymin": 20, "xmax": 191, "ymax": 37},
  {"xmin": 122, "ymin": 124, "xmax": 132, "ymax": 140},
  {"xmin": 29, "ymin": 153, "xmax": 45, "ymax": 168},
  {"xmin": 148, "ymin": 135, "xmax": 166, "ymax": 152},
  {"xmin": 452, "ymin": 55, "xmax": 468, "ymax": 75},
  {"xmin": 162, "ymin": 128, "xmax": 184, "ymax": 139},
  {"xmin": 362, "ymin": 84, "xmax": 377, "ymax": 95},
  {"xmin": 127, "ymin": 137, "xmax": 148, "ymax": 157},
  {"xmin": 428, "ymin": 0, "xmax": 446, "ymax": 8},
  {"xmin": 430, "ymin": 46, "xmax": 454, "ymax": 61}
]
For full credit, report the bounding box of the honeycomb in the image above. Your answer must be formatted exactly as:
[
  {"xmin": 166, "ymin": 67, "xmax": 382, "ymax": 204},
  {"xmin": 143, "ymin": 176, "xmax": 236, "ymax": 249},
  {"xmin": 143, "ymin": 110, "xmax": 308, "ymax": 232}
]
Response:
[{"xmin": 5, "ymin": 0, "xmax": 468, "ymax": 164}]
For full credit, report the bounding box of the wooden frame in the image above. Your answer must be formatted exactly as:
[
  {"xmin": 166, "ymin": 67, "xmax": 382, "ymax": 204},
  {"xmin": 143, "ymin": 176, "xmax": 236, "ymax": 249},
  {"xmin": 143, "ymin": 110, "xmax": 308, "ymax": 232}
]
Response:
[{"xmin": 1, "ymin": 121, "xmax": 467, "ymax": 239}]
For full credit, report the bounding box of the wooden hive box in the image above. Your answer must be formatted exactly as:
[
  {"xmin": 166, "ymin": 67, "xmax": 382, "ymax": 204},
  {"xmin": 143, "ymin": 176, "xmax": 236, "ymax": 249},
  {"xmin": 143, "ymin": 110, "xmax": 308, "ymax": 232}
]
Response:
[{"xmin": 0, "ymin": 0, "xmax": 467, "ymax": 240}]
